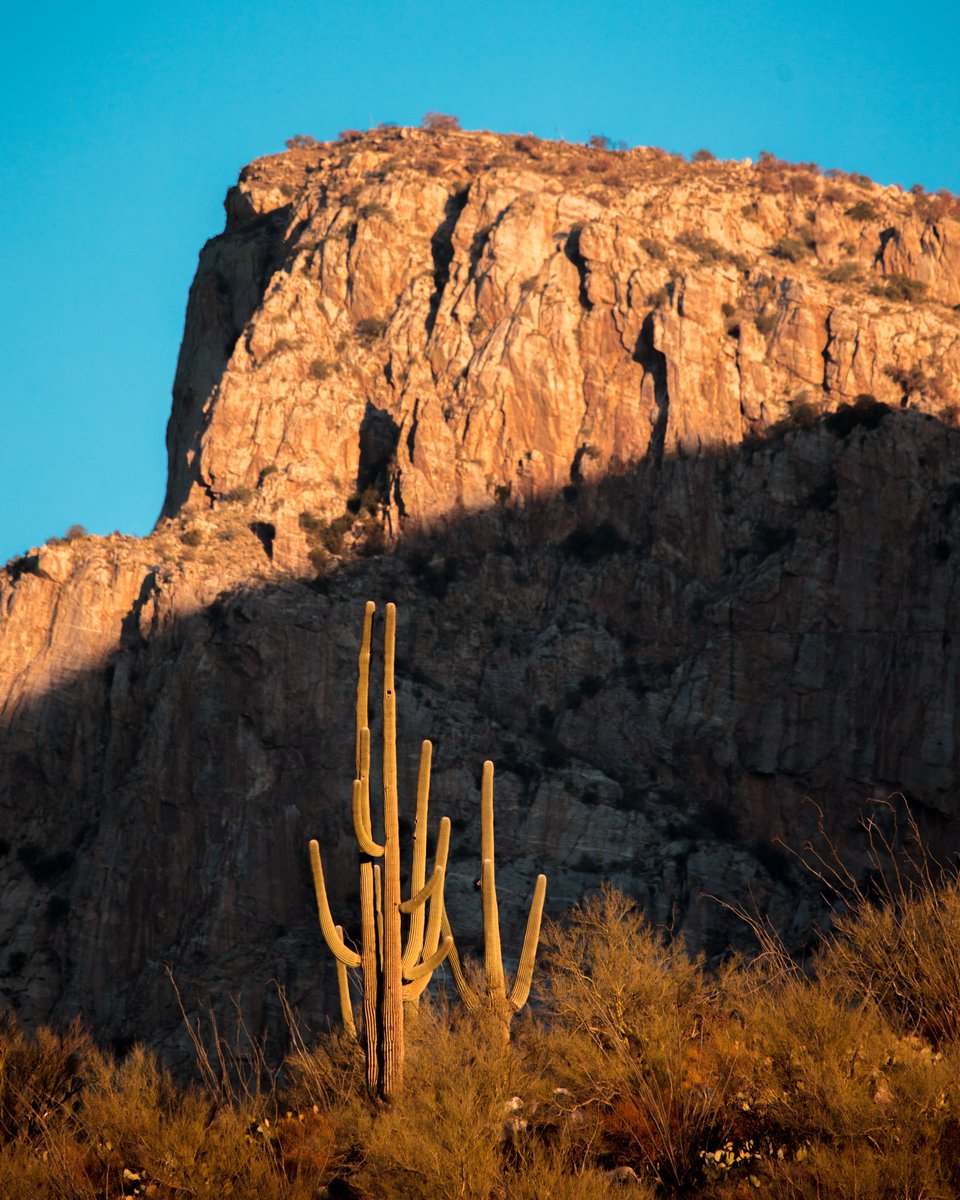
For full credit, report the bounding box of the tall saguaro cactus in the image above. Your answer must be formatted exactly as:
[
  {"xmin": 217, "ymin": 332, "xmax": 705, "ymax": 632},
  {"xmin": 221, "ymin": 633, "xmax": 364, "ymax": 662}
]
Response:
[
  {"xmin": 442, "ymin": 759, "xmax": 547, "ymax": 1026},
  {"xmin": 309, "ymin": 601, "xmax": 451, "ymax": 1100}
]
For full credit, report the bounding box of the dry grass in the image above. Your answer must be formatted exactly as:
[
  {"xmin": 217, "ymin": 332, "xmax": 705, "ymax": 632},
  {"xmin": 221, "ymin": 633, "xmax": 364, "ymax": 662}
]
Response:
[{"xmin": 6, "ymin": 847, "xmax": 960, "ymax": 1196}]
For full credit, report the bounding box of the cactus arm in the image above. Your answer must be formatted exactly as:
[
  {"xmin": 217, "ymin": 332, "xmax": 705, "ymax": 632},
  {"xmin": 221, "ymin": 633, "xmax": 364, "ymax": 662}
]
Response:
[
  {"xmin": 441, "ymin": 909, "xmax": 482, "ymax": 1014},
  {"xmin": 353, "ymin": 779, "xmax": 384, "ymax": 857},
  {"xmin": 403, "ymin": 817, "xmax": 451, "ymax": 1001},
  {"xmin": 508, "ymin": 873, "xmax": 547, "ymax": 1011},
  {"xmin": 309, "ymin": 841, "xmax": 361, "ymax": 968},
  {"xmin": 403, "ymin": 934, "xmax": 453, "ymax": 982},
  {"xmin": 356, "ymin": 601, "xmax": 375, "ymax": 774},
  {"xmin": 334, "ymin": 925, "xmax": 358, "ymax": 1039},
  {"xmin": 399, "ymin": 862, "xmax": 443, "ymax": 914},
  {"xmin": 357, "ymin": 726, "xmax": 378, "ymax": 847},
  {"xmin": 400, "ymin": 740, "xmax": 432, "ymax": 971},
  {"xmin": 479, "ymin": 762, "xmax": 506, "ymax": 997}
]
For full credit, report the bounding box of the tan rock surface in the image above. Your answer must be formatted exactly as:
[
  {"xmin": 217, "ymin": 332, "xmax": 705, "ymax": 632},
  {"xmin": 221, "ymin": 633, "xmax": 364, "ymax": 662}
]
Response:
[{"xmin": 2, "ymin": 128, "xmax": 960, "ymax": 1057}]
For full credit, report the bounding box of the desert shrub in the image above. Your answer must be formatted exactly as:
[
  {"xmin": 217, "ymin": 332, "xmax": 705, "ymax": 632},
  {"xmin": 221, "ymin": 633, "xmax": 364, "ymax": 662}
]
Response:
[
  {"xmin": 179, "ymin": 527, "xmax": 203, "ymax": 547},
  {"xmin": 676, "ymin": 230, "xmax": 727, "ymax": 263},
  {"xmin": 222, "ymin": 486, "xmax": 254, "ymax": 504},
  {"xmin": 881, "ymin": 273, "xmax": 927, "ymax": 303},
  {"xmin": 359, "ymin": 201, "xmax": 392, "ymax": 222},
  {"xmin": 770, "ymin": 236, "xmax": 808, "ymax": 262},
  {"xmin": 731, "ymin": 972, "xmax": 959, "ymax": 1197},
  {"xmin": 754, "ymin": 311, "xmax": 778, "ymax": 335},
  {"xmin": 846, "ymin": 200, "xmax": 879, "ymax": 221},
  {"xmin": 646, "ymin": 284, "xmax": 671, "ymax": 307},
  {"xmin": 0, "ymin": 1017, "xmax": 87, "ymax": 1144},
  {"xmin": 826, "ymin": 260, "xmax": 859, "ymax": 283},
  {"xmin": 285, "ymin": 134, "xmax": 318, "ymax": 150},
  {"xmin": 354, "ymin": 316, "xmax": 388, "ymax": 345},
  {"xmin": 65, "ymin": 524, "xmax": 87, "ymax": 542},
  {"xmin": 421, "ymin": 111, "xmax": 461, "ymax": 132},
  {"xmin": 337, "ymin": 128, "xmax": 364, "ymax": 143},
  {"xmin": 354, "ymin": 1003, "xmax": 525, "ymax": 1199},
  {"xmin": 824, "ymin": 395, "xmax": 890, "ymax": 436},
  {"xmin": 308, "ymin": 358, "xmax": 333, "ymax": 381},
  {"xmin": 639, "ymin": 237, "xmax": 666, "ymax": 260},
  {"xmin": 539, "ymin": 886, "xmax": 741, "ymax": 1192},
  {"xmin": 562, "ymin": 521, "xmax": 629, "ymax": 563},
  {"xmin": 691, "ymin": 148, "xmax": 716, "ymax": 163}
]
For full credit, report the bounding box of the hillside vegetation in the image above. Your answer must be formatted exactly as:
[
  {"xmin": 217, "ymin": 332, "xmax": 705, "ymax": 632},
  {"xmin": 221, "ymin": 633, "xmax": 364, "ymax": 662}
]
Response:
[{"xmin": 4, "ymin": 849, "xmax": 960, "ymax": 1199}]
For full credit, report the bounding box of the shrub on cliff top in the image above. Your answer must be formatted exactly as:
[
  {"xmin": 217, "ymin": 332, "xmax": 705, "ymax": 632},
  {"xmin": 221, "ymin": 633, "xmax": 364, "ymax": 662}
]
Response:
[{"xmin": 421, "ymin": 111, "xmax": 460, "ymax": 132}]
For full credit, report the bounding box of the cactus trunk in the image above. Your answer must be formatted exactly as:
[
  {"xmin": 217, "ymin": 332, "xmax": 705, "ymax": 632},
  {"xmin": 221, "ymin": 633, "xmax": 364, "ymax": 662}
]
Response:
[{"xmin": 308, "ymin": 601, "xmax": 452, "ymax": 1101}]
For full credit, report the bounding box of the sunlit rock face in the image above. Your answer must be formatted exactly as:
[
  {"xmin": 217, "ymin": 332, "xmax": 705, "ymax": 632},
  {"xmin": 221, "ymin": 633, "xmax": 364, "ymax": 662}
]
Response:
[{"xmin": 2, "ymin": 127, "xmax": 960, "ymax": 1059}]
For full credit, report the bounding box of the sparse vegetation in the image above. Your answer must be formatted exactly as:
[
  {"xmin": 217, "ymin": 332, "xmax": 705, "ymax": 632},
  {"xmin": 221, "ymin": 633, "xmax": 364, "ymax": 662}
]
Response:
[
  {"xmin": 308, "ymin": 358, "xmax": 333, "ymax": 381},
  {"xmin": 421, "ymin": 111, "xmax": 461, "ymax": 132},
  {"xmin": 826, "ymin": 260, "xmax": 859, "ymax": 283},
  {"xmin": 770, "ymin": 236, "xmax": 808, "ymax": 262},
  {"xmin": 876, "ymin": 273, "xmax": 928, "ymax": 304},
  {"xmin": 754, "ymin": 311, "xmax": 778, "ymax": 335},
  {"xmin": 354, "ymin": 316, "xmax": 388, "ymax": 346},
  {"xmin": 7, "ymin": 841, "xmax": 960, "ymax": 1199},
  {"xmin": 846, "ymin": 200, "xmax": 880, "ymax": 221}
]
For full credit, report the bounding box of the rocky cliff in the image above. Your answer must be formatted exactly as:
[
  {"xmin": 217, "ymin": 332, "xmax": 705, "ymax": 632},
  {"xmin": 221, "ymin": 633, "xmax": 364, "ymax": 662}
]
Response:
[{"xmin": 2, "ymin": 126, "xmax": 960, "ymax": 1056}]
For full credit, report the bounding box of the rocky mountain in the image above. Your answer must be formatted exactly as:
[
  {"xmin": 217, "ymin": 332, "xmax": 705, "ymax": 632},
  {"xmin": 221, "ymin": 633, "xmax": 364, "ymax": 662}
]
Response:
[{"xmin": 2, "ymin": 125, "xmax": 960, "ymax": 1058}]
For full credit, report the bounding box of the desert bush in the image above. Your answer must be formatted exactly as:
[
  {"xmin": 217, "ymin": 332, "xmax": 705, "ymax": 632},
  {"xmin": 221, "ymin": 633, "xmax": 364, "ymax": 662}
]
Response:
[
  {"xmin": 354, "ymin": 316, "xmax": 388, "ymax": 345},
  {"xmin": 354, "ymin": 1002, "xmax": 526, "ymax": 1199},
  {"xmin": 308, "ymin": 358, "xmax": 333, "ymax": 381},
  {"xmin": 691, "ymin": 148, "xmax": 716, "ymax": 163},
  {"xmin": 770, "ymin": 236, "xmax": 808, "ymax": 263},
  {"xmin": 359, "ymin": 201, "xmax": 392, "ymax": 222},
  {"xmin": 754, "ymin": 311, "xmax": 778, "ymax": 335},
  {"xmin": 538, "ymin": 887, "xmax": 741, "ymax": 1192},
  {"xmin": 0, "ymin": 1017, "xmax": 87, "ymax": 1145},
  {"xmin": 285, "ymin": 135, "xmax": 318, "ymax": 150},
  {"xmin": 677, "ymin": 230, "xmax": 727, "ymax": 263},
  {"xmin": 881, "ymin": 273, "xmax": 927, "ymax": 303},
  {"xmin": 640, "ymin": 237, "xmax": 666, "ymax": 260},
  {"xmin": 846, "ymin": 200, "xmax": 880, "ymax": 221},
  {"xmin": 811, "ymin": 806, "xmax": 960, "ymax": 1051},
  {"xmin": 421, "ymin": 111, "xmax": 461, "ymax": 132},
  {"xmin": 826, "ymin": 260, "xmax": 859, "ymax": 283}
]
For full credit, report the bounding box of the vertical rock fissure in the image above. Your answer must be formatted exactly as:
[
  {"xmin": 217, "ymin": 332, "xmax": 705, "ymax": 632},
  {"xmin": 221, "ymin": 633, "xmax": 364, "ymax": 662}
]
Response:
[
  {"xmin": 563, "ymin": 227, "xmax": 594, "ymax": 311},
  {"xmin": 426, "ymin": 188, "xmax": 470, "ymax": 337},
  {"xmin": 635, "ymin": 312, "xmax": 670, "ymax": 464}
]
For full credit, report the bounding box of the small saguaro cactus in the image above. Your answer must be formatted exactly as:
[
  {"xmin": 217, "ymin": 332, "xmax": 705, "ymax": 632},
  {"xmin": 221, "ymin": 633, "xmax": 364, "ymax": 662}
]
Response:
[
  {"xmin": 308, "ymin": 601, "xmax": 452, "ymax": 1100},
  {"xmin": 442, "ymin": 759, "xmax": 547, "ymax": 1027}
]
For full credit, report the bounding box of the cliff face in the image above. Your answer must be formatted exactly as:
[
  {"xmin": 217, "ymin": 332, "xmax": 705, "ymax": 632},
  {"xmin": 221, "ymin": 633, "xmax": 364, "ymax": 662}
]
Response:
[{"xmin": 3, "ymin": 127, "xmax": 960, "ymax": 1054}]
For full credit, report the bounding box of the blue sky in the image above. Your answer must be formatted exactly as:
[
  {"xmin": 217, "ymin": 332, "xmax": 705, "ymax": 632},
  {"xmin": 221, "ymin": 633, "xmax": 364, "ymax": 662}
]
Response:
[{"xmin": 1, "ymin": 0, "xmax": 958, "ymax": 564}]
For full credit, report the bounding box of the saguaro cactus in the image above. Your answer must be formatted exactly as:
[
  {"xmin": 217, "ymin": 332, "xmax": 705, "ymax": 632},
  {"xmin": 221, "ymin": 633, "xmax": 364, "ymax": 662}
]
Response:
[
  {"xmin": 442, "ymin": 759, "xmax": 547, "ymax": 1027},
  {"xmin": 309, "ymin": 601, "xmax": 451, "ymax": 1100}
]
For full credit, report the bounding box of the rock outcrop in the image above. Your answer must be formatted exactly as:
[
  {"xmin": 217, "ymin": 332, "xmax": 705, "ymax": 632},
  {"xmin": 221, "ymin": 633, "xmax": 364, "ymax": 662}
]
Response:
[{"xmin": 2, "ymin": 127, "xmax": 960, "ymax": 1057}]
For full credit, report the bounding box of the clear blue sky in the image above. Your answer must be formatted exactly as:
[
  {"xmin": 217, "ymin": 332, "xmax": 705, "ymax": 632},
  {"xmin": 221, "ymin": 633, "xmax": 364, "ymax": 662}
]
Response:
[{"xmin": 1, "ymin": 0, "xmax": 958, "ymax": 565}]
